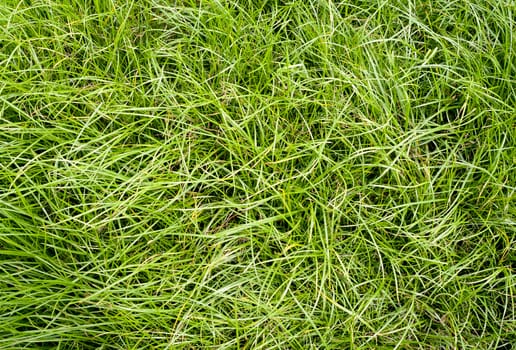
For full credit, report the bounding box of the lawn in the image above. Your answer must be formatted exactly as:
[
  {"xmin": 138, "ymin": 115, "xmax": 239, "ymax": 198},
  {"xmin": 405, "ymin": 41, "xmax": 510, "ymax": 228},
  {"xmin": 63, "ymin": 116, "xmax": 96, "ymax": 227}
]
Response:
[{"xmin": 0, "ymin": 0, "xmax": 515, "ymax": 348}]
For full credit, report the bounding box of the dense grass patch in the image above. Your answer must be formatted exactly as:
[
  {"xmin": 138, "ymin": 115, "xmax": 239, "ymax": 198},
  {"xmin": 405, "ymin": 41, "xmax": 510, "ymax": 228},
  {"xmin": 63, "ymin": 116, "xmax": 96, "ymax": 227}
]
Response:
[{"xmin": 1, "ymin": 0, "xmax": 515, "ymax": 348}]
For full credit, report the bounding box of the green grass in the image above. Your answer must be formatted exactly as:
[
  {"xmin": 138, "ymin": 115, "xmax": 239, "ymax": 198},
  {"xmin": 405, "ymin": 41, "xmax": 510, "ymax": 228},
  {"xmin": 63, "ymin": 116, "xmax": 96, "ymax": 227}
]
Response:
[{"xmin": 0, "ymin": 0, "xmax": 515, "ymax": 348}]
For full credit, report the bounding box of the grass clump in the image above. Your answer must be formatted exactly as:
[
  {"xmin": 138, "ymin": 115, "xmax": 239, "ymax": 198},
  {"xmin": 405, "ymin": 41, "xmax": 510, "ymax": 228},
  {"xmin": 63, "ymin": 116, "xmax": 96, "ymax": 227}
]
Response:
[{"xmin": 0, "ymin": 0, "xmax": 515, "ymax": 348}]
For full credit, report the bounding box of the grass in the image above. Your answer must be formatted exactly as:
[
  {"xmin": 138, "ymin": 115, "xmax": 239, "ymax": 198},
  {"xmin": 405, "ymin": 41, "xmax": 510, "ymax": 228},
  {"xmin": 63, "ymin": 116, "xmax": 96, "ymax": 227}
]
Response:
[{"xmin": 0, "ymin": 0, "xmax": 515, "ymax": 348}]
